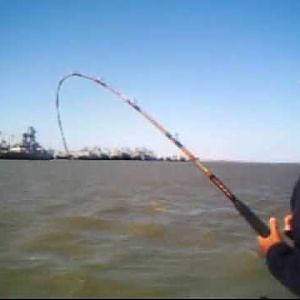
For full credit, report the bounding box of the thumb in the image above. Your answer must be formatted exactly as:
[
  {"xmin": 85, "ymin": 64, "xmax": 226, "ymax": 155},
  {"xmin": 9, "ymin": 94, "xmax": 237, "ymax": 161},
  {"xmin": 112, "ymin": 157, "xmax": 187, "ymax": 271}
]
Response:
[
  {"xmin": 284, "ymin": 214, "xmax": 292, "ymax": 231},
  {"xmin": 269, "ymin": 217, "xmax": 281, "ymax": 240}
]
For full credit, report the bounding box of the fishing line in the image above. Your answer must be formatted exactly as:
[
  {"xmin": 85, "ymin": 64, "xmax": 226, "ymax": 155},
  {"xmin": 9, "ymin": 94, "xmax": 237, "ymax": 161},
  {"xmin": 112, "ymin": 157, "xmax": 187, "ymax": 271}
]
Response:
[{"xmin": 55, "ymin": 72, "xmax": 270, "ymax": 237}]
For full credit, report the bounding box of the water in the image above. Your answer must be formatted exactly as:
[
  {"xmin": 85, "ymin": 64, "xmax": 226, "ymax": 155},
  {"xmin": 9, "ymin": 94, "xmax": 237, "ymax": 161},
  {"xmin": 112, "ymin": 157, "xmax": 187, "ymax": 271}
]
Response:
[{"xmin": 0, "ymin": 160, "xmax": 299, "ymax": 298}]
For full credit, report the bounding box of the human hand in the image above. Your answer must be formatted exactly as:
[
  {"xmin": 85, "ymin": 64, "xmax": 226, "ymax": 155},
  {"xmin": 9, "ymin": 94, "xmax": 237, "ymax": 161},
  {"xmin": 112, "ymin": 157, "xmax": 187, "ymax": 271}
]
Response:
[
  {"xmin": 257, "ymin": 217, "xmax": 282, "ymax": 256},
  {"xmin": 284, "ymin": 213, "xmax": 293, "ymax": 239}
]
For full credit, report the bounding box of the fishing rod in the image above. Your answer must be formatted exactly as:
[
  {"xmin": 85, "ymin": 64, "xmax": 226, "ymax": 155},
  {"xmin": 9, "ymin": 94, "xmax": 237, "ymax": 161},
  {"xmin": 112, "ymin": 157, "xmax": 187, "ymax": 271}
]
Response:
[{"xmin": 56, "ymin": 72, "xmax": 270, "ymax": 237}]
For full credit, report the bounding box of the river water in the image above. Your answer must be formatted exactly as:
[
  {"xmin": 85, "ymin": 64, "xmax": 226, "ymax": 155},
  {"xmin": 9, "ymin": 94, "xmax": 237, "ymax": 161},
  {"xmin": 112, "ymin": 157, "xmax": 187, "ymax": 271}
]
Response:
[{"xmin": 0, "ymin": 160, "xmax": 299, "ymax": 298}]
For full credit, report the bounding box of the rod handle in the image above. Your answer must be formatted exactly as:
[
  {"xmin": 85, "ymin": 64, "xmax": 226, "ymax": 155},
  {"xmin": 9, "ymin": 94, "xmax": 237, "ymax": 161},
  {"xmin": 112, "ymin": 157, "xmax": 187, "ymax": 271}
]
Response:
[
  {"xmin": 284, "ymin": 229, "xmax": 294, "ymax": 240},
  {"xmin": 232, "ymin": 197, "xmax": 270, "ymax": 237}
]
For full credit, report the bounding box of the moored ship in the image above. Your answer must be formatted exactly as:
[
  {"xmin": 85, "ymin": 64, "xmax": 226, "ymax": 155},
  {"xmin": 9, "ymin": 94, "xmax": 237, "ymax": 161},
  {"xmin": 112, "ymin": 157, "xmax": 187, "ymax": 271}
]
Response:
[{"xmin": 0, "ymin": 127, "xmax": 54, "ymax": 160}]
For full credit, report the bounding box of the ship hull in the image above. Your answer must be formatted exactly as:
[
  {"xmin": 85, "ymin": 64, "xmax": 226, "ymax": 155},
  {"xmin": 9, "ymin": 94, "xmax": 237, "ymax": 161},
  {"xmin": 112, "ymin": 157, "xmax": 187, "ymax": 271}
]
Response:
[{"xmin": 0, "ymin": 152, "xmax": 54, "ymax": 160}]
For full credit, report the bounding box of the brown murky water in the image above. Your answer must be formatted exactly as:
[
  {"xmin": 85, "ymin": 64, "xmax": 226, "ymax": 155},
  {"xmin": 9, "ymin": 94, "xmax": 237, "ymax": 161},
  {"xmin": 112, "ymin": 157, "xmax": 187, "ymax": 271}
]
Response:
[{"xmin": 0, "ymin": 160, "xmax": 299, "ymax": 297}]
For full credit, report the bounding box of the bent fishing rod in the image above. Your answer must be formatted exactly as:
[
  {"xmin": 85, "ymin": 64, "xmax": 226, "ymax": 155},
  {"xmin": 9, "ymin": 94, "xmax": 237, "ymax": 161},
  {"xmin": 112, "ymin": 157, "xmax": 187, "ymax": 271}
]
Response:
[{"xmin": 56, "ymin": 72, "xmax": 270, "ymax": 237}]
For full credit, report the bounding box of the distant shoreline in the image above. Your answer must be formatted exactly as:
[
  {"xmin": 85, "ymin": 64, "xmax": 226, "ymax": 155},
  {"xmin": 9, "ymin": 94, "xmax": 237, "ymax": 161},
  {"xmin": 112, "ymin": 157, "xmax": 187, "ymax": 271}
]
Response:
[{"xmin": 0, "ymin": 158, "xmax": 299, "ymax": 165}]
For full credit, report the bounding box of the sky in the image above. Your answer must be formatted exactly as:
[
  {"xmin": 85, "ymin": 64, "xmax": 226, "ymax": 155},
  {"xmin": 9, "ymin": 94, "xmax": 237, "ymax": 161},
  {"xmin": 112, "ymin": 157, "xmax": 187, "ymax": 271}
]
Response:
[{"xmin": 0, "ymin": 0, "xmax": 299, "ymax": 162}]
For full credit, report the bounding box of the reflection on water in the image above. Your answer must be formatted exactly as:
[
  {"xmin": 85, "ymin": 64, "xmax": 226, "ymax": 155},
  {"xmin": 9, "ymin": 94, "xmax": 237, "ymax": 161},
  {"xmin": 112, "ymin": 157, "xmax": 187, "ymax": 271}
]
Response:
[{"xmin": 0, "ymin": 160, "xmax": 299, "ymax": 297}]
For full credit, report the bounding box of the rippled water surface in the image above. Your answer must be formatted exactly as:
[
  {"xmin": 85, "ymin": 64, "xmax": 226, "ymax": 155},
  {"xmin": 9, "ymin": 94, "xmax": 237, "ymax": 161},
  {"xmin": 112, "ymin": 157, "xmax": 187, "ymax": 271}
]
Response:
[{"xmin": 0, "ymin": 160, "xmax": 299, "ymax": 298}]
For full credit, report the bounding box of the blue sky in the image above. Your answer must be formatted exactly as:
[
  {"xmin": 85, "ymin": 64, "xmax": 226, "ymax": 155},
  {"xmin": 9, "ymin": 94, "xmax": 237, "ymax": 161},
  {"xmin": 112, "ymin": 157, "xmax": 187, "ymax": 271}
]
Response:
[{"xmin": 0, "ymin": 0, "xmax": 299, "ymax": 162}]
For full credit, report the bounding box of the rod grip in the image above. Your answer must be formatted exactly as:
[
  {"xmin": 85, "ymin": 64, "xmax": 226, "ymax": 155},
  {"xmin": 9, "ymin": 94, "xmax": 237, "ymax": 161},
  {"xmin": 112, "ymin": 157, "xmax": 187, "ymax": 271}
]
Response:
[{"xmin": 232, "ymin": 196, "xmax": 270, "ymax": 237}]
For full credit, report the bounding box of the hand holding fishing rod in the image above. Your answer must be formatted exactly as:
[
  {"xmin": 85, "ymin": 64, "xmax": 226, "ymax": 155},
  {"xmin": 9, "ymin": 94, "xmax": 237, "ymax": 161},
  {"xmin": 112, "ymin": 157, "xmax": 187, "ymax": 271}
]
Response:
[{"xmin": 55, "ymin": 72, "xmax": 270, "ymax": 237}]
